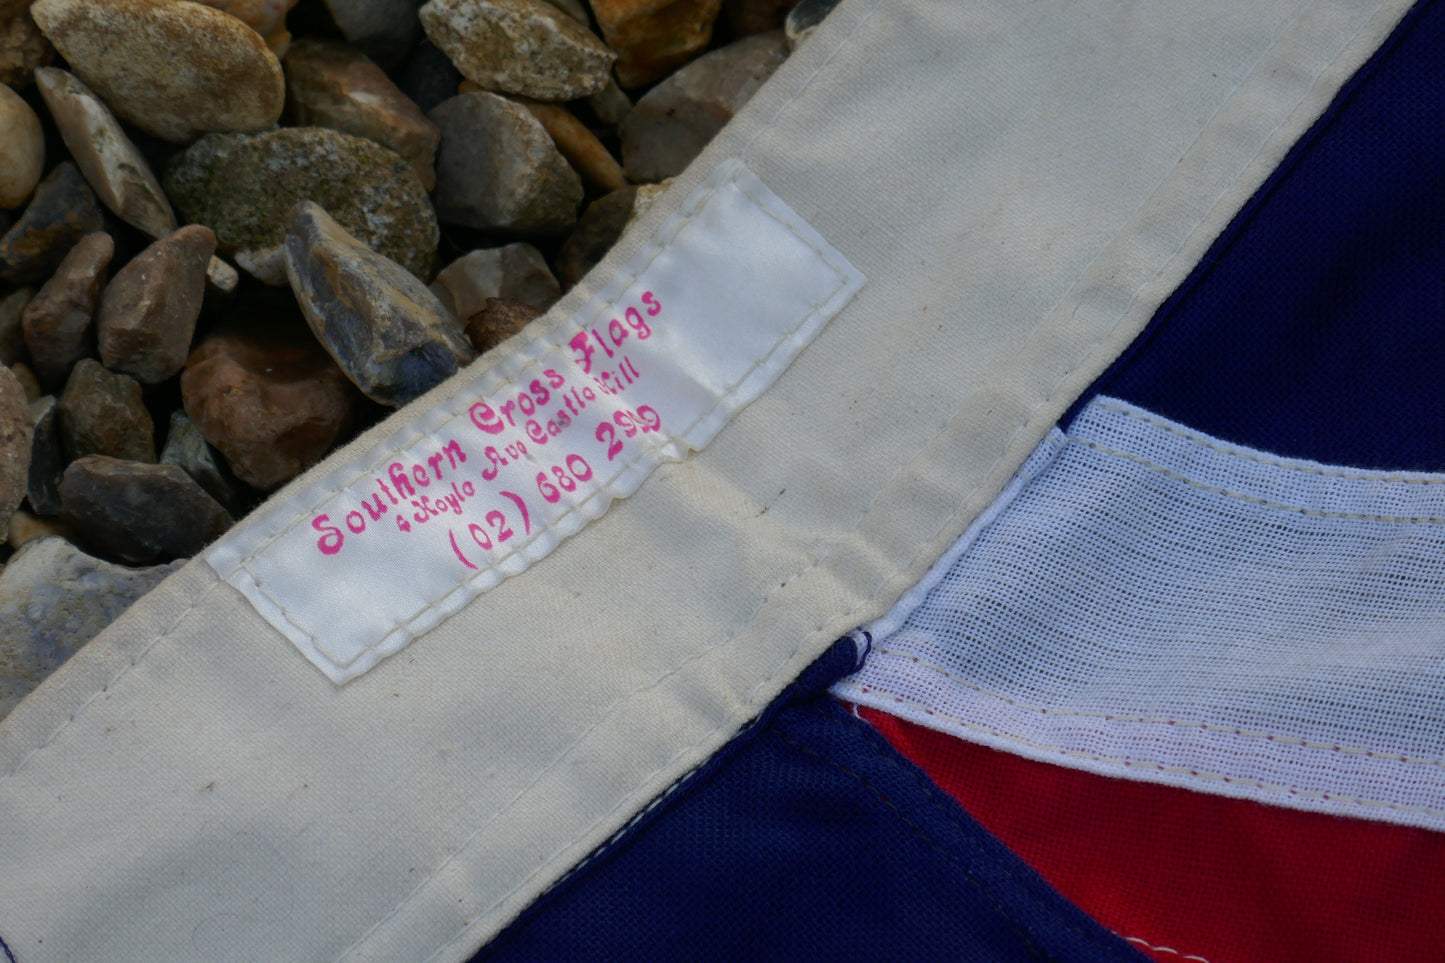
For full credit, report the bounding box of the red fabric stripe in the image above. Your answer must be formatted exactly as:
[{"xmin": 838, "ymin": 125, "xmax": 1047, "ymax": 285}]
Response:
[{"xmin": 857, "ymin": 706, "xmax": 1445, "ymax": 963}]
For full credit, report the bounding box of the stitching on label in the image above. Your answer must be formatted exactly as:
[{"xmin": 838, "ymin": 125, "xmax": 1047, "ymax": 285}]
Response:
[
  {"xmin": 232, "ymin": 171, "xmax": 852, "ymax": 667},
  {"xmin": 1071, "ymin": 434, "xmax": 1445, "ymax": 524},
  {"xmin": 857, "ymin": 645, "xmax": 1445, "ymax": 769},
  {"xmin": 851, "ymin": 687, "xmax": 1445, "ymax": 820},
  {"xmin": 1096, "ymin": 398, "xmax": 1445, "ymax": 484}
]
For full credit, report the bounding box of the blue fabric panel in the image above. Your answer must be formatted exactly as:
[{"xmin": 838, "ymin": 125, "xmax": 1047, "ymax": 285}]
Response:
[
  {"xmin": 1072, "ymin": 0, "xmax": 1445, "ymax": 471},
  {"xmin": 473, "ymin": 636, "xmax": 1146, "ymax": 963}
]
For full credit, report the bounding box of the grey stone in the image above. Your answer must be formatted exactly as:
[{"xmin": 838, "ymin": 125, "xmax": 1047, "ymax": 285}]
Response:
[
  {"xmin": 29, "ymin": 0, "xmax": 285, "ymax": 142},
  {"xmin": 0, "ymin": 536, "xmax": 182, "ymax": 720},
  {"xmin": 322, "ymin": 0, "xmax": 420, "ymax": 70},
  {"xmin": 25, "ymin": 394, "xmax": 60, "ymax": 515},
  {"xmin": 397, "ymin": 39, "xmax": 461, "ymax": 115},
  {"xmin": 587, "ymin": 77, "xmax": 633, "ymax": 126},
  {"xmin": 96, "ymin": 225, "xmax": 216, "ymax": 383},
  {"xmin": 0, "ymin": 80, "xmax": 43, "ymax": 209},
  {"xmin": 430, "ymin": 91, "xmax": 583, "ymax": 236},
  {"xmin": 34, "ymin": 67, "xmax": 176, "ymax": 240},
  {"xmin": 284, "ymin": 39, "xmax": 441, "ymax": 190},
  {"xmin": 285, "ymin": 201, "xmax": 473, "ymax": 407},
  {"xmin": 430, "ymin": 243, "xmax": 561, "ymax": 323},
  {"xmin": 59, "ymin": 455, "xmax": 232, "ymax": 565},
  {"xmin": 419, "ymin": 0, "xmax": 615, "ymax": 101},
  {"xmin": 0, "ymin": 362, "xmax": 30, "ymax": 535},
  {"xmin": 57, "ymin": 358, "xmax": 155, "ymax": 463},
  {"xmin": 165, "ymin": 128, "xmax": 438, "ymax": 286},
  {"xmin": 20, "ymin": 231, "xmax": 112, "ymax": 389},
  {"xmin": 620, "ymin": 31, "xmax": 788, "ymax": 182},
  {"xmin": 0, "ymin": 163, "xmax": 105, "ymax": 285},
  {"xmin": 160, "ymin": 411, "xmax": 244, "ymax": 511},
  {"xmin": 784, "ymin": 0, "xmax": 838, "ymax": 49}
]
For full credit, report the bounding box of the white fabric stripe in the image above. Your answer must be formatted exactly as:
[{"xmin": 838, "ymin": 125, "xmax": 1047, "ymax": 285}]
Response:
[{"xmin": 837, "ymin": 397, "xmax": 1445, "ymax": 831}]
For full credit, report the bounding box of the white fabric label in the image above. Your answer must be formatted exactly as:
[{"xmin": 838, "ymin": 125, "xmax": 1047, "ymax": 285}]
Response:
[{"xmin": 206, "ymin": 160, "xmax": 864, "ymax": 683}]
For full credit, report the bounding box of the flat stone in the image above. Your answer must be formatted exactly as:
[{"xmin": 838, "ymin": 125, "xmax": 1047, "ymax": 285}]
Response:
[
  {"xmin": 284, "ymin": 39, "xmax": 441, "ymax": 190},
  {"xmin": 57, "ymin": 358, "xmax": 155, "ymax": 462},
  {"xmin": 430, "ymin": 92, "xmax": 583, "ymax": 236},
  {"xmin": 322, "ymin": 0, "xmax": 420, "ymax": 70},
  {"xmin": 621, "ymin": 31, "xmax": 788, "ymax": 182},
  {"xmin": 24, "ymin": 394, "xmax": 60, "ymax": 514},
  {"xmin": 0, "ymin": 286, "xmax": 30, "ymax": 364},
  {"xmin": 590, "ymin": 0, "xmax": 722, "ymax": 89},
  {"xmin": 430, "ymin": 243, "xmax": 560, "ymax": 322},
  {"xmin": 97, "ymin": 225, "xmax": 215, "ymax": 383},
  {"xmin": 0, "ymin": 0, "xmax": 53, "ymax": 88},
  {"xmin": 181, "ymin": 323, "xmax": 357, "ymax": 491},
  {"xmin": 0, "ymin": 536, "xmax": 182, "ymax": 720},
  {"xmin": 419, "ymin": 0, "xmax": 615, "ymax": 101},
  {"xmin": 194, "ymin": 0, "xmax": 299, "ymax": 55},
  {"xmin": 59, "ymin": 455, "xmax": 231, "ymax": 564},
  {"xmin": 0, "ymin": 163, "xmax": 104, "ymax": 285},
  {"xmin": 33, "ymin": 67, "xmax": 176, "ymax": 240},
  {"xmin": 165, "ymin": 127, "xmax": 438, "ymax": 286},
  {"xmin": 160, "ymin": 410, "xmax": 244, "ymax": 510},
  {"xmin": 555, "ymin": 186, "xmax": 637, "ymax": 288},
  {"xmin": 0, "ymin": 362, "xmax": 30, "ymax": 535},
  {"xmin": 286, "ymin": 201, "xmax": 472, "ymax": 407},
  {"xmin": 523, "ymin": 99, "xmax": 627, "ymax": 191},
  {"xmin": 0, "ymin": 82, "xmax": 42, "ymax": 209},
  {"xmin": 784, "ymin": 0, "xmax": 837, "ymax": 49},
  {"xmin": 30, "ymin": 0, "xmax": 285, "ymax": 143},
  {"xmin": 10, "ymin": 362, "xmax": 37, "ymax": 400},
  {"xmin": 464, "ymin": 297, "xmax": 541, "ymax": 352},
  {"xmin": 20, "ymin": 231, "xmax": 112, "ymax": 389}
]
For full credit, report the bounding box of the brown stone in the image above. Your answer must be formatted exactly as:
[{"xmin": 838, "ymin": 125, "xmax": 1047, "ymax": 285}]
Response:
[
  {"xmin": 9, "ymin": 363, "xmax": 37, "ymax": 401},
  {"xmin": 30, "ymin": 0, "xmax": 285, "ymax": 142},
  {"xmin": 181, "ymin": 323, "xmax": 358, "ymax": 491},
  {"xmin": 284, "ymin": 39, "xmax": 441, "ymax": 190},
  {"xmin": 0, "ymin": 0, "xmax": 53, "ymax": 88},
  {"xmin": 522, "ymin": 99, "xmax": 627, "ymax": 192},
  {"xmin": 194, "ymin": 0, "xmax": 299, "ymax": 55},
  {"xmin": 7, "ymin": 508, "xmax": 65, "ymax": 549},
  {"xmin": 555, "ymin": 186, "xmax": 637, "ymax": 288},
  {"xmin": 722, "ymin": 0, "xmax": 796, "ymax": 35},
  {"xmin": 590, "ymin": 0, "xmax": 723, "ymax": 89},
  {"xmin": 430, "ymin": 243, "xmax": 560, "ymax": 321},
  {"xmin": 465, "ymin": 297, "xmax": 541, "ymax": 352},
  {"xmin": 0, "ymin": 362, "xmax": 31, "ymax": 535},
  {"xmin": 0, "ymin": 163, "xmax": 105, "ymax": 285},
  {"xmin": 285, "ymin": 201, "xmax": 472, "ymax": 407},
  {"xmin": 620, "ymin": 31, "xmax": 788, "ymax": 182},
  {"xmin": 58, "ymin": 455, "xmax": 231, "ymax": 564},
  {"xmin": 97, "ymin": 225, "xmax": 216, "ymax": 384},
  {"xmin": 419, "ymin": 0, "xmax": 615, "ymax": 101},
  {"xmin": 33, "ymin": 67, "xmax": 176, "ymax": 239},
  {"xmin": 429, "ymin": 91, "xmax": 583, "ymax": 235},
  {"xmin": 57, "ymin": 358, "xmax": 155, "ymax": 463},
  {"xmin": 0, "ymin": 81, "xmax": 43, "ymax": 209},
  {"xmin": 0, "ymin": 287, "xmax": 30, "ymax": 365},
  {"xmin": 165, "ymin": 127, "xmax": 438, "ymax": 286},
  {"xmin": 20, "ymin": 231, "xmax": 112, "ymax": 389}
]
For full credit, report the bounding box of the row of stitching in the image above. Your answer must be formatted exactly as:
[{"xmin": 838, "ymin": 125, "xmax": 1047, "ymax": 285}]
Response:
[
  {"xmin": 239, "ymin": 227, "xmax": 852, "ymax": 658},
  {"xmin": 1070, "ymin": 434, "xmax": 1445, "ymax": 524},
  {"xmin": 1096, "ymin": 398, "xmax": 1445, "ymax": 484},
  {"xmin": 855, "ymin": 687, "xmax": 1445, "ymax": 819},
  {"xmin": 858, "ymin": 645, "xmax": 1445, "ymax": 769},
  {"xmin": 1122, "ymin": 936, "xmax": 1212, "ymax": 963}
]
